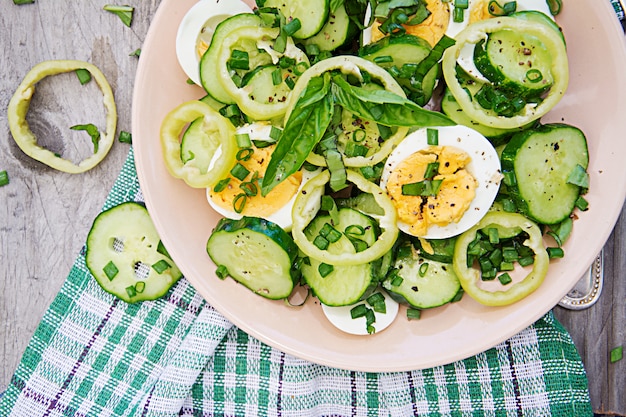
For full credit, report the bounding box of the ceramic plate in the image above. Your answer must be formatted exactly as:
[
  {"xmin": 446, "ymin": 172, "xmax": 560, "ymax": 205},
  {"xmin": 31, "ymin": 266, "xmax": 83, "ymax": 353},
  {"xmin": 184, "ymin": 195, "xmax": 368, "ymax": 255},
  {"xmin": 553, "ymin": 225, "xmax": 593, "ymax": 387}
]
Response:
[{"xmin": 132, "ymin": 0, "xmax": 626, "ymax": 371}]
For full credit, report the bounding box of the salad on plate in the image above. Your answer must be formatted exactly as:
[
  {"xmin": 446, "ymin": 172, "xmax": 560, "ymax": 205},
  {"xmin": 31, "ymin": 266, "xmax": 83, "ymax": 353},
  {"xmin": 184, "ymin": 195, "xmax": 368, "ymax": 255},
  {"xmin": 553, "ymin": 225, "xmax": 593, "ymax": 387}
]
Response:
[{"xmin": 159, "ymin": 0, "xmax": 589, "ymax": 335}]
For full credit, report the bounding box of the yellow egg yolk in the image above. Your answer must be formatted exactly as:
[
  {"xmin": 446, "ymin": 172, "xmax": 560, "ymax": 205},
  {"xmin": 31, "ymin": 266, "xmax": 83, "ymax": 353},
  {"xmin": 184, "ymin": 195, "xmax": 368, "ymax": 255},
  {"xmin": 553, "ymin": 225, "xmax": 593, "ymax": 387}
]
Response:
[
  {"xmin": 209, "ymin": 144, "xmax": 302, "ymax": 217},
  {"xmin": 386, "ymin": 146, "xmax": 477, "ymax": 237}
]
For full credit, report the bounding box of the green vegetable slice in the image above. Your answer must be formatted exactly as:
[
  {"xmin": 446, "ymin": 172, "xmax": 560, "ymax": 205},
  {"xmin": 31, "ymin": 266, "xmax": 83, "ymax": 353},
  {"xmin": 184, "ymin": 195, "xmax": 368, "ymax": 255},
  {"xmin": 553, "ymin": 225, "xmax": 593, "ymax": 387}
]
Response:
[{"xmin": 85, "ymin": 202, "xmax": 182, "ymax": 303}]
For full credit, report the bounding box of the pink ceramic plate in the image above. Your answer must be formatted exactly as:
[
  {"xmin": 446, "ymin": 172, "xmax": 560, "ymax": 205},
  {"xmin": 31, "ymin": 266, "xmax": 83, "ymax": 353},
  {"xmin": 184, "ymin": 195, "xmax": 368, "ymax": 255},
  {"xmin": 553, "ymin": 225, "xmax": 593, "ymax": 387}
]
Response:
[{"xmin": 133, "ymin": 0, "xmax": 626, "ymax": 371}]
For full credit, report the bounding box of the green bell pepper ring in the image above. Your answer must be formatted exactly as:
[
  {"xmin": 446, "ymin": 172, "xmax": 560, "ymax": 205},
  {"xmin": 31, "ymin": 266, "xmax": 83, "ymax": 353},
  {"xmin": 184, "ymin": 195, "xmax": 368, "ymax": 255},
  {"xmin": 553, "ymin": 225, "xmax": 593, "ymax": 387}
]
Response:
[
  {"xmin": 453, "ymin": 211, "xmax": 549, "ymax": 306},
  {"xmin": 442, "ymin": 17, "xmax": 568, "ymax": 129},
  {"xmin": 291, "ymin": 169, "xmax": 399, "ymax": 266},
  {"xmin": 160, "ymin": 100, "xmax": 237, "ymax": 188}
]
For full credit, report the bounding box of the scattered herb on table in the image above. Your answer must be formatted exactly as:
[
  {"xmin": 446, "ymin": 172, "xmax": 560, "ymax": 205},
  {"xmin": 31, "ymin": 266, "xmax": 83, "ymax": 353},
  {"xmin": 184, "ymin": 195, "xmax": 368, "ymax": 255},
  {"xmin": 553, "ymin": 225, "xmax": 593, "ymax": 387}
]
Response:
[
  {"xmin": 70, "ymin": 123, "xmax": 101, "ymax": 153},
  {"xmin": 610, "ymin": 345, "xmax": 623, "ymax": 363},
  {"xmin": 75, "ymin": 68, "xmax": 92, "ymax": 85},
  {"xmin": 129, "ymin": 48, "xmax": 141, "ymax": 57},
  {"xmin": 13, "ymin": 0, "xmax": 34, "ymax": 4},
  {"xmin": 118, "ymin": 130, "xmax": 132, "ymax": 144},
  {"xmin": 0, "ymin": 170, "xmax": 9, "ymax": 187},
  {"xmin": 103, "ymin": 4, "xmax": 134, "ymax": 27}
]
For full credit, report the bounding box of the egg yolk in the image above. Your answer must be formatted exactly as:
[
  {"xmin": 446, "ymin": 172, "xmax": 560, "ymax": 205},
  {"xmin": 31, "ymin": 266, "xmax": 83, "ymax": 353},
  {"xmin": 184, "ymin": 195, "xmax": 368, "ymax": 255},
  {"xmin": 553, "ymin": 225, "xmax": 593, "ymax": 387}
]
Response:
[
  {"xmin": 385, "ymin": 146, "xmax": 477, "ymax": 237},
  {"xmin": 208, "ymin": 144, "xmax": 302, "ymax": 217}
]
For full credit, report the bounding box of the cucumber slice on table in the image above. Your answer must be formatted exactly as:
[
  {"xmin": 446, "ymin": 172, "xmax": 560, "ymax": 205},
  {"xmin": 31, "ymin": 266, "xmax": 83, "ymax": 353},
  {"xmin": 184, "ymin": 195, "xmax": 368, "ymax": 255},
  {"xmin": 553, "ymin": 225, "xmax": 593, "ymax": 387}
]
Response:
[
  {"xmin": 85, "ymin": 202, "xmax": 182, "ymax": 303},
  {"xmin": 206, "ymin": 216, "xmax": 299, "ymax": 299},
  {"xmin": 501, "ymin": 123, "xmax": 589, "ymax": 225}
]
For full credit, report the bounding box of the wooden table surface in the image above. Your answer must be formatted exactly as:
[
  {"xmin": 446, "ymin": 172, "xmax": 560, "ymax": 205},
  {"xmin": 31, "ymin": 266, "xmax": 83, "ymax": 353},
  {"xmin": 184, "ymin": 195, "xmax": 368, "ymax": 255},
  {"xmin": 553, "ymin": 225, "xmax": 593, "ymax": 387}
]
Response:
[{"xmin": 0, "ymin": 1, "xmax": 624, "ymax": 415}]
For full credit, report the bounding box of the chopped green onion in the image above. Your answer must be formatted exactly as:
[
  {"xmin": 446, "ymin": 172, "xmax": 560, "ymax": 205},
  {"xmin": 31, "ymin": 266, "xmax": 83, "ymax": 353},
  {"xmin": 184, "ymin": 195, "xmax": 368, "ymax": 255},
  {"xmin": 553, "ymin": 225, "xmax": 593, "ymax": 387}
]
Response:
[
  {"xmin": 547, "ymin": 247, "xmax": 564, "ymax": 259},
  {"xmin": 118, "ymin": 131, "xmax": 132, "ymax": 144},
  {"xmin": 547, "ymin": 217, "xmax": 572, "ymax": 247},
  {"xmin": 575, "ymin": 196, "xmax": 589, "ymax": 211},
  {"xmin": 283, "ymin": 18, "xmax": 302, "ymax": 36},
  {"xmin": 233, "ymin": 193, "xmax": 247, "ymax": 213},
  {"xmin": 103, "ymin": 4, "xmax": 134, "ymax": 27},
  {"xmin": 285, "ymin": 76, "xmax": 296, "ymax": 90},
  {"xmin": 135, "ymin": 281, "xmax": 146, "ymax": 294},
  {"xmin": 293, "ymin": 61, "xmax": 310, "ymax": 76},
  {"xmin": 313, "ymin": 235, "xmax": 330, "ymax": 250},
  {"xmin": 305, "ymin": 44, "xmax": 320, "ymax": 56},
  {"xmin": 487, "ymin": 227, "xmax": 500, "ymax": 244},
  {"xmin": 423, "ymin": 162, "xmax": 439, "ymax": 179},
  {"xmin": 546, "ymin": 0, "xmax": 562, "ymax": 15},
  {"xmin": 157, "ymin": 240, "xmax": 172, "ymax": 259},
  {"xmin": 70, "ymin": 123, "xmax": 101, "ymax": 153},
  {"xmin": 344, "ymin": 224, "xmax": 365, "ymax": 237},
  {"xmin": 407, "ymin": 308, "xmax": 422, "ymax": 320},
  {"xmin": 319, "ymin": 223, "xmax": 342, "ymax": 243},
  {"xmin": 418, "ymin": 262, "xmax": 429, "ymax": 277},
  {"xmin": 272, "ymin": 68, "xmax": 283, "ymax": 86},
  {"xmin": 129, "ymin": 48, "xmax": 141, "ymax": 57},
  {"xmin": 391, "ymin": 275, "xmax": 404, "ymax": 286},
  {"xmin": 75, "ymin": 69, "xmax": 92, "ymax": 85},
  {"xmin": 453, "ymin": 5, "xmax": 465, "ymax": 22},
  {"xmin": 0, "ymin": 170, "xmax": 9, "ymax": 187},
  {"xmin": 502, "ymin": 247, "xmax": 518, "ymax": 262},
  {"xmin": 318, "ymin": 262, "xmax": 334, "ymax": 278},
  {"xmin": 349, "ymin": 238, "xmax": 369, "ymax": 253},
  {"xmin": 229, "ymin": 50, "xmax": 250, "ymax": 70},
  {"xmin": 350, "ymin": 304, "xmax": 369, "ymax": 319},
  {"xmin": 610, "ymin": 346, "xmax": 623, "ymax": 363},
  {"xmin": 525, "ymin": 69, "xmax": 543, "ymax": 83},
  {"xmin": 488, "ymin": 0, "xmax": 517, "ymax": 16},
  {"xmin": 236, "ymin": 148, "xmax": 254, "ymax": 162},
  {"xmin": 401, "ymin": 179, "xmax": 442, "ymax": 196},
  {"xmin": 352, "ymin": 129, "xmax": 366, "ymax": 143},
  {"xmin": 216, "ymin": 265, "xmax": 229, "ymax": 279},
  {"xmin": 497, "ymin": 272, "xmax": 513, "ymax": 285},
  {"xmin": 374, "ymin": 56, "xmax": 394, "ymax": 64},
  {"xmin": 103, "ymin": 261, "xmax": 119, "ymax": 281},
  {"xmin": 427, "ymin": 128, "xmax": 439, "ymax": 145},
  {"xmin": 230, "ymin": 163, "xmax": 250, "ymax": 181},
  {"xmin": 344, "ymin": 141, "xmax": 369, "ymax": 157},
  {"xmin": 213, "ymin": 178, "xmax": 231, "ymax": 193},
  {"xmin": 152, "ymin": 259, "xmax": 171, "ymax": 274},
  {"xmin": 502, "ymin": 170, "xmax": 517, "ymax": 186},
  {"xmin": 235, "ymin": 133, "xmax": 252, "ymax": 148},
  {"xmin": 125, "ymin": 285, "xmax": 137, "ymax": 298},
  {"xmin": 500, "ymin": 261, "xmax": 515, "ymax": 271},
  {"xmin": 269, "ymin": 126, "xmax": 282, "ymax": 141},
  {"xmin": 13, "ymin": 0, "xmax": 35, "ymax": 4},
  {"xmin": 567, "ymin": 164, "xmax": 590, "ymax": 188},
  {"xmin": 239, "ymin": 181, "xmax": 258, "ymax": 197},
  {"xmin": 325, "ymin": 149, "xmax": 347, "ymax": 192},
  {"xmin": 518, "ymin": 256, "xmax": 535, "ymax": 267}
]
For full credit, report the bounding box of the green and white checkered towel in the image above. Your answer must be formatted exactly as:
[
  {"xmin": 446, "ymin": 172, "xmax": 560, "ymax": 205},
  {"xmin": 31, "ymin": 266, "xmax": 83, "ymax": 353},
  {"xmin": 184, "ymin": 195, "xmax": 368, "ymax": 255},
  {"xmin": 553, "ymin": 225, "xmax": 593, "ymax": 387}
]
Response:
[{"xmin": 0, "ymin": 149, "xmax": 593, "ymax": 417}]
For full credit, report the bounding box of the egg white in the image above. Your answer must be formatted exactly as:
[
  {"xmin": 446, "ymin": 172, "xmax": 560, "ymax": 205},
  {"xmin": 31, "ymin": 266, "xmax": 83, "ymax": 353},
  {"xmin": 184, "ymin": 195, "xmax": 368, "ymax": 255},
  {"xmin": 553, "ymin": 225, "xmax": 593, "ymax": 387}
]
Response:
[
  {"xmin": 379, "ymin": 125, "xmax": 501, "ymax": 240},
  {"xmin": 322, "ymin": 290, "xmax": 399, "ymax": 336},
  {"xmin": 206, "ymin": 122, "xmax": 320, "ymax": 232},
  {"xmin": 176, "ymin": 0, "xmax": 252, "ymax": 85}
]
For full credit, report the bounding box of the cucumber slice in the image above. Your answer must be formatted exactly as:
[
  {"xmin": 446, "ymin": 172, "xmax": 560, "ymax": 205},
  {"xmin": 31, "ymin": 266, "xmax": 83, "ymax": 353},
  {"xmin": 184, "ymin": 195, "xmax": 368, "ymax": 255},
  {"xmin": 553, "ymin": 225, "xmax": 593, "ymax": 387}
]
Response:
[
  {"xmin": 206, "ymin": 216, "xmax": 299, "ymax": 299},
  {"xmin": 199, "ymin": 13, "xmax": 262, "ymax": 104},
  {"xmin": 180, "ymin": 117, "xmax": 221, "ymax": 172},
  {"xmin": 383, "ymin": 241, "xmax": 460, "ymax": 309},
  {"xmin": 261, "ymin": 0, "xmax": 330, "ymax": 39},
  {"xmin": 300, "ymin": 1, "xmax": 357, "ymax": 51},
  {"xmin": 501, "ymin": 124, "xmax": 589, "ymax": 225},
  {"xmin": 301, "ymin": 208, "xmax": 380, "ymax": 306},
  {"xmin": 85, "ymin": 202, "xmax": 182, "ymax": 303},
  {"xmin": 473, "ymin": 29, "xmax": 554, "ymax": 96}
]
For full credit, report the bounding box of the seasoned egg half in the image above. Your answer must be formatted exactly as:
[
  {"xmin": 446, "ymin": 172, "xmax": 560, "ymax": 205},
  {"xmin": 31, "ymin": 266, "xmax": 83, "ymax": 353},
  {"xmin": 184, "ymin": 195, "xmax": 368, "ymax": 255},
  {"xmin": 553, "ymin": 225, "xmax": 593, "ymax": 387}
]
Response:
[
  {"xmin": 322, "ymin": 290, "xmax": 399, "ymax": 336},
  {"xmin": 176, "ymin": 0, "xmax": 252, "ymax": 85},
  {"xmin": 379, "ymin": 125, "xmax": 501, "ymax": 239},
  {"xmin": 206, "ymin": 122, "xmax": 320, "ymax": 231}
]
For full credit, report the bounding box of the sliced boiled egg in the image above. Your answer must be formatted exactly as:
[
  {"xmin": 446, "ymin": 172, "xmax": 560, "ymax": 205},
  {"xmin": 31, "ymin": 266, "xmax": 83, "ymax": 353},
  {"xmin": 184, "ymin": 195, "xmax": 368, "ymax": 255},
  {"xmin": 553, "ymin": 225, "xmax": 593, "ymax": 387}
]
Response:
[
  {"xmin": 206, "ymin": 122, "xmax": 320, "ymax": 231},
  {"xmin": 176, "ymin": 0, "xmax": 252, "ymax": 85},
  {"xmin": 322, "ymin": 291, "xmax": 399, "ymax": 336},
  {"xmin": 379, "ymin": 125, "xmax": 501, "ymax": 240}
]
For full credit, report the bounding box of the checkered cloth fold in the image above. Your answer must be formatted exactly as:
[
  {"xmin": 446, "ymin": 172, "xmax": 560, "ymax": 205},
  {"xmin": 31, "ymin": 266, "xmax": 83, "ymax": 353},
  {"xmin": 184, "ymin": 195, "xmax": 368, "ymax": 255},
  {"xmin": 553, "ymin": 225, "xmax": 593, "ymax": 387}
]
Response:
[{"xmin": 0, "ymin": 149, "xmax": 593, "ymax": 416}]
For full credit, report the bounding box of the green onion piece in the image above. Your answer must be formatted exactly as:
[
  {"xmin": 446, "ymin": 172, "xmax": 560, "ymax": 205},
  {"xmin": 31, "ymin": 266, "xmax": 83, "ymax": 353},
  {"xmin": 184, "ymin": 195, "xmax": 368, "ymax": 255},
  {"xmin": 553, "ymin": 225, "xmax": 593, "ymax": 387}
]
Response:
[
  {"xmin": 135, "ymin": 281, "xmax": 146, "ymax": 294},
  {"xmin": 455, "ymin": 0, "xmax": 469, "ymax": 8},
  {"xmin": 325, "ymin": 149, "xmax": 347, "ymax": 192},
  {"xmin": 235, "ymin": 133, "xmax": 252, "ymax": 148},
  {"xmin": 103, "ymin": 261, "xmax": 119, "ymax": 281},
  {"xmin": 488, "ymin": 0, "xmax": 517, "ymax": 16},
  {"xmin": 285, "ymin": 76, "xmax": 296, "ymax": 90},
  {"xmin": 525, "ymin": 69, "xmax": 543, "ymax": 83},
  {"xmin": 213, "ymin": 178, "xmax": 231, "ymax": 193},
  {"xmin": 487, "ymin": 227, "xmax": 500, "ymax": 244},
  {"xmin": 319, "ymin": 223, "xmax": 342, "ymax": 243},
  {"xmin": 518, "ymin": 256, "xmax": 535, "ymax": 267},
  {"xmin": 13, "ymin": 0, "xmax": 35, "ymax": 4},
  {"xmin": 344, "ymin": 141, "xmax": 369, "ymax": 158},
  {"xmin": 418, "ymin": 262, "xmax": 429, "ymax": 277},
  {"xmin": 453, "ymin": 5, "xmax": 465, "ymax": 22},
  {"xmin": 129, "ymin": 48, "xmax": 141, "ymax": 57},
  {"xmin": 567, "ymin": 164, "xmax": 590, "ymax": 188},
  {"xmin": 125, "ymin": 285, "xmax": 137, "ymax": 298},
  {"xmin": 305, "ymin": 44, "xmax": 320, "ymax": 56},
  {"xmin": 427, "ymin": 128, "xmax": 439, "ymax": 145},
  {"xmin": 313, "ymin": 235, "xmax": 330, "ymax": 250},
  {"xmin": 0, "ymin": 170, "xmax": 9, "ymax": 187},
  {"xmin": 610, "ymin": 346, "xmax": 623, "ymax": 363},
  {"xmin": 547, "ymin": 217, "xmax": 573, "ymax": 247},
  {"xmin": 407, "ymin": 308, "xmax": 422, "ymax": 320},
  {"xmin": 497, "ymin": 272, "xmax": 513, "ymax": 285},
  {"xmin": 233, "ymin": 193, "xmax": 247, "ymax": 213},
  {"xmin": 500, "ymin": 261, "xmax": 515, "ymax": 271},
  {"xmin": 293, "ymin": 61, "xmax": 310, "ymax": 76},
  {"xmin": 156, "ymin": 240, "xmax": 171, "ymax": 259},
  {"xmin": 575, "ymin": 196, "xmax": 589, "ymax": 211},
  {"xmin": 546, "ymin": 0, "xmax": 562, "ymax": 15},
  {"xmin": 502, "ymin": 170, "xmax": 517, "ymax": 186},
  {"xmin": 229, "ymin": 49, "xmax": 250, "ymax": 70},
  {"xmin": 350, "ymin": 304, "xmax": 369, "ymax": 319},
  {"xmin": 318, "ymin": 262, "xmax": 334, "ymax": 278},
  {"xmin": 374, "ymin": 56, "xmax": 393, "ymax": 64},
  {"xmin": 401, "ymin": 179, "xmax": 442, "ymax": 196},
  {"xmin": 75, "ymin": 69, "xmax": 92, "ymax": 85},
  {"xmin": 488, "ymin": 248, "xmax": 503, "ymax": 266},
  {"xmin": 320, "ymin": 195, "xmax": 335, "ymax": 212},
  {"xmin": 344, "ymin": 224, "xmax": 365, "ymax": 237},
  {"xmin": 349, "ymin": 237, "xmax": 369, "ymax": 253},
  {"xmin": 366, "ymin": 292, "xmax": 385, "ymax": 306},
  {"xmin": 283, "ymin": 18, "xmax": 302, "ymax": 36},
  {"xmin": 501, "ymin": 198, "xmax": 517, "ymax": 212},
  {"xmin": 391, "ymin": 275, "xmax": 404, "ymax": 286},
  {"xmin": 216, "ymin": 265, "xmax": 229, "ymax": 279},
  {"xmin": 236, "ymin": 148, "xmax": 254, "ymax": 162},
  {"xmin": 272, "ymin": 68, "xmax": 283, "ymax": 86},
  {"xmin": 70, "ymin": 123, "xmax": 101, "ymax": 153},
  {"xmin": 239, "ymin": 181, "xmax": 258, "ymax": 197},
  {"xmin": 423, "ymin": 162, "xmax": 439, "ymax": 179},
  {"xmin": 365, "ymin": 309, "xmax": 376, "ymax": 334},
  {"xmin": 186, "ymin": 78, "xmax": 195, "ymax": 85},
  {"xmin": 547, "ymin": 247, "xmax": 564, "ymax": 259},
  {"xmin": 152, "ymin": 259, "xmax": 171, "ymax": 274},
  {"xmin": 230, "ymin": 163, "xmax": 250, "ymax": 181},
  {"xmin": 502, "ymin": 247, "xmax": 518, "ymax": 262},
  {"xmin": 352, "ymin": 129, "xmax": 366, "ymax": 143},
  {"xmin": 118, "ymin": 131, "xmax": 132, "ymax": 144},
  {"xmin": 269, "ymin": 126, "xmax": 282, "ymax": 141},
  {"xmin": 103, "ymin": 4, "xmax": 134, "ymax": 27}
]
